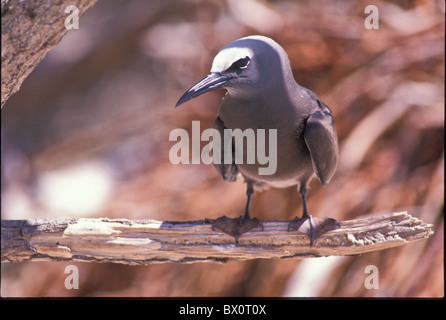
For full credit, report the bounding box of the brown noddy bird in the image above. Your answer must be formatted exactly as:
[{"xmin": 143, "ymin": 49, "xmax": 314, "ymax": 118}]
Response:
[{"xmin": 175, "ymin": 35, "xmax": 339, "ymax": 246}]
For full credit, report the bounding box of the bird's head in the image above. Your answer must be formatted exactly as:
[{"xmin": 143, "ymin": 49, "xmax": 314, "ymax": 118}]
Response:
[{"xmin": 175, "ymin": 35, "xmax": 292, "ymax": 107}]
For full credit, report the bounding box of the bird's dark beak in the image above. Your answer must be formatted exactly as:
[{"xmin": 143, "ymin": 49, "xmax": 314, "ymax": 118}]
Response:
[{"xmin": 175, "ymin": 72, "xmax": 231, "ymax": 108}]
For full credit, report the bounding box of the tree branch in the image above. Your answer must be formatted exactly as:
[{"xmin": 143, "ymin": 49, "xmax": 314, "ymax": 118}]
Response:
[
  {"xmin": 1, "ymin": 211, "xmax": 434, "ymax": 264},
  {"xmin": 1, "ymin": 0, "xmax": 98, "ymax": 108}
]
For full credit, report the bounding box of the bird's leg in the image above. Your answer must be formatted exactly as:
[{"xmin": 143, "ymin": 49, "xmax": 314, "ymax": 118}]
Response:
[
  {"xmin": 212, "ymin": 182, "xmax": 263, "ymax": 244},
  {"xmin": 243, "ymin": 182, "xmax": 254, "ymax": 219},
  {"xmin": 288, "ymin": 184, "xmax": 340, "ymax": 247},
  {"xmin": 288, "ymin": 184, "xmax": 314, "ymax": 246}
]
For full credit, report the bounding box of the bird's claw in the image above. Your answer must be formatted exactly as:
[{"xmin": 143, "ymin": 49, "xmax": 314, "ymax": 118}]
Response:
[
  {"xmin": 288, "ymin": 216, "xmax": 340, "ymax": 247},
  {"xmin": 212, "ymin": 215, "xmax": 263, "ymax": 245}
]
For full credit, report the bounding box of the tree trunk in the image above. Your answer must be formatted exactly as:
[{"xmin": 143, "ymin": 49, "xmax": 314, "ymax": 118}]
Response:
[{"xmin": 1, "ymin": 0, "xmax": 98, "ymax": 108}]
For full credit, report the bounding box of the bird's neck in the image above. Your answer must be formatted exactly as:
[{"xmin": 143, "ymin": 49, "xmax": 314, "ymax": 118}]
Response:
[{"xmin": 219, "ymin": 87, "xmax": 299, "ymax": 130}]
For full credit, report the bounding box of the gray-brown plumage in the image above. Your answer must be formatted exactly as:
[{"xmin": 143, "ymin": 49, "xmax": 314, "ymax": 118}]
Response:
[{"xmin": 176, "ymin": 35, "xmax": 339, "ymax": 245}]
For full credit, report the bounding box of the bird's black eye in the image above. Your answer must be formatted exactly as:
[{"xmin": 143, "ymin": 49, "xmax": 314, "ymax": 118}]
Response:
[{"xmin": 229, "ymin": 56, "xmax": 250, "ymax": 71}]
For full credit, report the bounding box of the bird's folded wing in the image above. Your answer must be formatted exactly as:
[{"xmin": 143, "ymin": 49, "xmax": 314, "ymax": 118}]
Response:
[
  {"xmin": 303, "ymin": 106, "xmax": 339, "ymax": 186},
  {"xmin": 213, "ymin": 116, "xmax": 239, "ymax": 182}
]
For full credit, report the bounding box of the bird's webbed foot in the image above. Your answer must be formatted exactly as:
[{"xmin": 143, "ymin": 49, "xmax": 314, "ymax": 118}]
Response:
[
  {"xmin": 212, "ymin": 215, "xmax": 263, "ymax": 245},
  {"xmin": 288, "ymin": 215, "xmax": 340, "ymax": 247}
]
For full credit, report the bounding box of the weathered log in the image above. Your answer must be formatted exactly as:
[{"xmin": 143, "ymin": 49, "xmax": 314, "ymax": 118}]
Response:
[{"xmin": 1, "ymin": 211, "xmax": 434, "ymax": 264}]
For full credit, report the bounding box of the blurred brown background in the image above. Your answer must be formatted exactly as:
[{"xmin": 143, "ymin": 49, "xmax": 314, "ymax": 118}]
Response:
[{"xmin": 1, "ymin": 0, "xmax": 444, "ymax": 297}]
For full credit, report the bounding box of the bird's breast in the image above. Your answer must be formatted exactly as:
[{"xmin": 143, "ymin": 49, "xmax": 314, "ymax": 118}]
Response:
[{"xmin": 218, "ymin": 98, "xmax": 314, "ymax": 187}]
